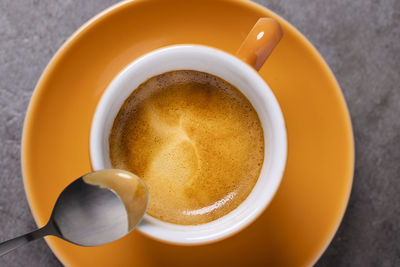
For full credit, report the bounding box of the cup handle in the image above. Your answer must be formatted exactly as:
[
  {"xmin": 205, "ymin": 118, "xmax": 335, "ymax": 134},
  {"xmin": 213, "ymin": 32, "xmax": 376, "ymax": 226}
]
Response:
[{"xmin": 236, "ymin": 18, "xmax": 283, "ymax": 71}]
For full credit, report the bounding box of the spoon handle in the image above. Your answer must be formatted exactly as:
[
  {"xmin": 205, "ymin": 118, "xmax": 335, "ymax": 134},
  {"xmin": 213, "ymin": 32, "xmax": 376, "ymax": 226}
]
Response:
[{"xmin": 0, "ymin": 222, "xmax": 55, "ymax": 256}]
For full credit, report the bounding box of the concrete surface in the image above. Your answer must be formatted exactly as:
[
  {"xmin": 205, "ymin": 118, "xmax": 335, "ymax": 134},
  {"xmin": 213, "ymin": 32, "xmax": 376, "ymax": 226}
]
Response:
[{"xmin": 0, "ymin": 0, "xmax": 399, "ymax": 266}]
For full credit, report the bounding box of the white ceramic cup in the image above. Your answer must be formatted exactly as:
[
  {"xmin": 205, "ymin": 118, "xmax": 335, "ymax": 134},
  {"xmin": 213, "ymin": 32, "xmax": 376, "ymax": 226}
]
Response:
[{"xmin": 90, "ymin": 43, "xmax": 287, "ymax": 245}]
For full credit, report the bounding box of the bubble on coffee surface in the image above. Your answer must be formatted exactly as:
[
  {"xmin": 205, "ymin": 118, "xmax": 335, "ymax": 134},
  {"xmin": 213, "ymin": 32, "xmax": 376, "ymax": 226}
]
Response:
[{"xmin": 109, "ymin": 70, "xmax": 264, "ymax": 225}]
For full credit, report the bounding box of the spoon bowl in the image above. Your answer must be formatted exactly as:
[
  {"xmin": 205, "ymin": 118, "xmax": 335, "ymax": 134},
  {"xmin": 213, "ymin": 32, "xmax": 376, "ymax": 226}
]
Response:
[{"xmin": 0, "ymin": 169, "xmax": 148, "ymax": 255}]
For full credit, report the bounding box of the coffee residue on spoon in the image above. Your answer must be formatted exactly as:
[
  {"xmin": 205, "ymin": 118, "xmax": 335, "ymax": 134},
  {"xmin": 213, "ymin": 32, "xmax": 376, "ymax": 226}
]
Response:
[{"xmin": 83, "ymin": 169, "xmax": 148, "ymax": 231}]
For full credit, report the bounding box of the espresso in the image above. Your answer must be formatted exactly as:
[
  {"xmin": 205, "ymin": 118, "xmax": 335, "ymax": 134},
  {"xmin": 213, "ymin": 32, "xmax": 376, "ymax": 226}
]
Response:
[{"xmin": 109, "ymin": 70, "xmax": 264, "ymax": 225}]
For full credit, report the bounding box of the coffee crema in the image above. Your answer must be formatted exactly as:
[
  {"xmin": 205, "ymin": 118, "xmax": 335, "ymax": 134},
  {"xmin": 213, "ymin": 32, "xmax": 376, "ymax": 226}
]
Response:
[{"xmin": 109, "ymin": 70, "xmax": 264, "ymax": 225}]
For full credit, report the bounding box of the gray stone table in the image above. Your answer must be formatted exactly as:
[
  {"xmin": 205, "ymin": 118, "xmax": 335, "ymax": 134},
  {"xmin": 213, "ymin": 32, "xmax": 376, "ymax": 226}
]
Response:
[{"xmin": 0, "ymin": 0, "xmax": 399, "ymax": 266}]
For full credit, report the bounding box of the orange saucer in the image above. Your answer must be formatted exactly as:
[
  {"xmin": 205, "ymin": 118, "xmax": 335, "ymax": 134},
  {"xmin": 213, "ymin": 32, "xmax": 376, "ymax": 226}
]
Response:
[{"xmin": 21, "ymin": 0, "xmax": 354, "ymax": 266}]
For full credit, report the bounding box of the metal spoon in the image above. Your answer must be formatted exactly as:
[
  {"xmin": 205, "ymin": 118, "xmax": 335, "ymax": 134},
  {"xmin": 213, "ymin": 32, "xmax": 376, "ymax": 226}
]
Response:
[{"xmin": 0, "ymin": 169, "xmax": 148, "ymax": 256}]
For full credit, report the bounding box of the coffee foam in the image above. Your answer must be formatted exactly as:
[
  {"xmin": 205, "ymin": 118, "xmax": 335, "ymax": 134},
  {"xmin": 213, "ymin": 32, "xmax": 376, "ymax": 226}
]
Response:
[{"xmin": 109, "ymin": 70, "xmax": 264, "ymax": 225}]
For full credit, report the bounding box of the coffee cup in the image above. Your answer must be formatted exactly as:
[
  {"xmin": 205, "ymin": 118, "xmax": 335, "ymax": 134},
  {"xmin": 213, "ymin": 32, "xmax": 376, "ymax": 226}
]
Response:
[{"xmin": 90, "ymin": 18, "xmax": 287, "ymax": 245}]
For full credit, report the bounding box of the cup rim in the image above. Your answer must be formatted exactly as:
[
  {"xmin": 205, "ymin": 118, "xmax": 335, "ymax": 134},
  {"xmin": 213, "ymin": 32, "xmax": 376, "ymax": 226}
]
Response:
[{"xmin": 90, "ymin": 45, "xmax": 287, "ymax": 245}]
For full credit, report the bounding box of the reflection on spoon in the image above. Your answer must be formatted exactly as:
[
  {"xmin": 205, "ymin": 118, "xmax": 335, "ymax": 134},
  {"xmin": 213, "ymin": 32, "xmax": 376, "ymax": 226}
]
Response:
[{"xmin": 83, "ymin": 169, "xmax": 149, "ymax": 230}]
